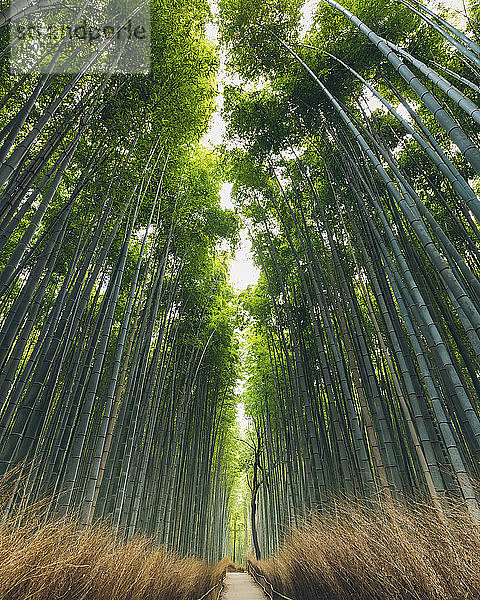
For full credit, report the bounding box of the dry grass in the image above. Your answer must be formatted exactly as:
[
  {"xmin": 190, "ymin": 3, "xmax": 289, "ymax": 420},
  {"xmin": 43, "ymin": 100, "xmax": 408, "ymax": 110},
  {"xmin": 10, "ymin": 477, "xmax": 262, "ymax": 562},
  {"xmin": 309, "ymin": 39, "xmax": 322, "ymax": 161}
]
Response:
[
  {"xmin": 0, "ymin": 483, "xmax": 229, "ymax": 600},
  {"xmin": 226, "ymin": 562, "xmax": 244, "ymax": 572},
  {"xmin": 250, "ymin": 499, "xmax": 480, "ymax": 600}
]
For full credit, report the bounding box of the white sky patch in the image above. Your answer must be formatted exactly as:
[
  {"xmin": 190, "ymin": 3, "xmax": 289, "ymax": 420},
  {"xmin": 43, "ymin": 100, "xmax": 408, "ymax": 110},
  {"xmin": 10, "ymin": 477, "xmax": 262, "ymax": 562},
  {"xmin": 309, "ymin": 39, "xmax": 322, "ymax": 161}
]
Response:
[
  {"xmin": 205, "ymin": 20, "xmax": 218, "ymax": 42},
  {"xmin": 236, "ymin": 399, "xmax": 250, "ymax": 435},
  {"xmin": 203, "ymin": 16, "xmax": 226, "ymax": 148},
  {"xmin": 300, "ymin": 0, "xmax": 317, "ymax": 36},
  {"xmin": 234, "ymin": 336, "xmax": 253, "ymax": 434},
  {"xmin": 434, "ymin": 0, "xmax": 466, "ymax": 13},
  {"xmin": 298, "ymin": 0, "xmax": 466, "ymax": 37},
  {"xmin": 219, "ymin": 181, "xmax": 233, "ymax": 208},
  {"xmin": 204, "ymin": 11, "xmax": 260, "ymax": 293},
  {"xmin": 219, "ymin": 182, "xmax": 260, "ymax": 291},
  {"xmin": 230, "ymin": 229, "xmax": 261, "ymax": 291}
]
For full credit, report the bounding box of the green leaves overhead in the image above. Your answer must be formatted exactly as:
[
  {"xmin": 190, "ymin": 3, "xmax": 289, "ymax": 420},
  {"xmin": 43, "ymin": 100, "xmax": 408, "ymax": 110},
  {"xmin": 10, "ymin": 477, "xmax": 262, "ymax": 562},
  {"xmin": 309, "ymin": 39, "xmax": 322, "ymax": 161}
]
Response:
[
  {"xmin": 222, "ymin": 0, "xmax": 480, "ymax": 556},
  {"xmin": 0, "ymin": 0, "xmax": 241, "ymax": 561},
  {"xmin": 219, "ymin": 0, "xmax": 303, "ymax": 79}
]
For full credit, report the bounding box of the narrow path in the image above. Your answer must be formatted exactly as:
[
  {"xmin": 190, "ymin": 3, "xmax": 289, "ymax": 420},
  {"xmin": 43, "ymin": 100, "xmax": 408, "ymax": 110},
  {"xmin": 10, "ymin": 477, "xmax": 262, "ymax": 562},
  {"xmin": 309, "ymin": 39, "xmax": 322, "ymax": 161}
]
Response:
[{"xmin": 222, "ymin": 572, "xmax": 265, "ymax": 599}]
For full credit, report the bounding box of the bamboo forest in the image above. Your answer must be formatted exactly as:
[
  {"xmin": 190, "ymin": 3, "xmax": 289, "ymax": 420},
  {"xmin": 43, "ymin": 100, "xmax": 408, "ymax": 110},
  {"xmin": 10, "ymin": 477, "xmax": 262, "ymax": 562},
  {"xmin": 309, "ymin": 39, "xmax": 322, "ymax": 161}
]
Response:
[{"xmin": 3, "ymin": 0, "xmax": 480, "ymax": 597}]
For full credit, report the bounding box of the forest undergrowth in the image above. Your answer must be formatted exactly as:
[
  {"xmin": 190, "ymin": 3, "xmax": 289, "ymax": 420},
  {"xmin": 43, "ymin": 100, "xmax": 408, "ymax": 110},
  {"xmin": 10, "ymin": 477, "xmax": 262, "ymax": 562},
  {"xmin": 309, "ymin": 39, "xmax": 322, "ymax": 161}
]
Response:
[
  {"xmin": 0, "ymin": 477, "xmax": 228, "ymax": 600},
  {"xmin": 3, "ymin": 471, "xmax": 480, "ymax": 600},
  {"xmin": 250, "ymin": 498, "xmax": 480, "ymax": 600}
]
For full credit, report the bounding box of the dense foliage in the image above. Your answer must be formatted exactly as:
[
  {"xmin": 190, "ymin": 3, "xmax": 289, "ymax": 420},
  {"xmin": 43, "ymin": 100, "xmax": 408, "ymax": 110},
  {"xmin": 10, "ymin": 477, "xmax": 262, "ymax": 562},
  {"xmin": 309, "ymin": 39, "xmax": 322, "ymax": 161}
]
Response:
[
  {"xmin": 3, "ymin": 0, "xmax": 480, "ymax": 582},
  {"xmin": 220, "ymin": 0, "xmax": 480, "ymax": 556},
  {"xmin": 0, "ymin": 0, "xmax": 240, "ymax": 560}
]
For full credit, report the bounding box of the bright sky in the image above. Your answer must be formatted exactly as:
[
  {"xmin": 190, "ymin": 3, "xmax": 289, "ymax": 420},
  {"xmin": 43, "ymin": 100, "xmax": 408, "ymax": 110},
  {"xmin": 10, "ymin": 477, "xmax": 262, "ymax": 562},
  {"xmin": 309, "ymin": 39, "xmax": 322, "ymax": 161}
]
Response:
[{"xmin": 203, "ymin": 14, "xmax": 261, "ymax": 294}]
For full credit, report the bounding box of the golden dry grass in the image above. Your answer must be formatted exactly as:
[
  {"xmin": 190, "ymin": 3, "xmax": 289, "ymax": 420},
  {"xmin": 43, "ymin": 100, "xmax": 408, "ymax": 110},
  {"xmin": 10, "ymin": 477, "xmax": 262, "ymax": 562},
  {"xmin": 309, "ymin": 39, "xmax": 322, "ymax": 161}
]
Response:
[
  {"xmin": 0, "ymin": 480, "xmax": 229, "ymax": 600},
  {"xmin": 225, "ymin": 562, "xmax": 244, "ymax": 572},
  {"xmin": 250, "ymin": 499, "xmax": 480, "ymax": 600}
]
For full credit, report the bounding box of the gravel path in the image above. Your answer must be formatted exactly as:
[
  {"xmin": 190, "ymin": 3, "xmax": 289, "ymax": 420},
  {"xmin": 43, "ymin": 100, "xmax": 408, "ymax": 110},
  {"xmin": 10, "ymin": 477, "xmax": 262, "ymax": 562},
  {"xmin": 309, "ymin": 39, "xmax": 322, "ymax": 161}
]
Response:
[{"xmin": 222, "ymin": 572, "xmax": 265, "ymax": 599}]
